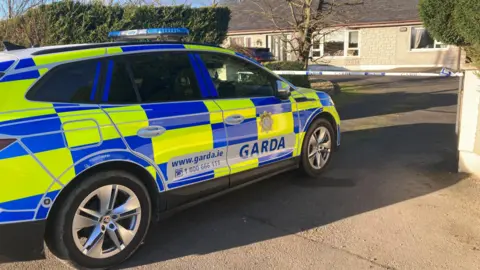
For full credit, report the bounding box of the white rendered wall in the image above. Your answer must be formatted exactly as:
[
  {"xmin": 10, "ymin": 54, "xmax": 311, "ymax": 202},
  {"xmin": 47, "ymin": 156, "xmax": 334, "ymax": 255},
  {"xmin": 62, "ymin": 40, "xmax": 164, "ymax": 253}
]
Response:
[{"xmin": 458, "ymin": 70, "xmax": 480, "ymax": 177}]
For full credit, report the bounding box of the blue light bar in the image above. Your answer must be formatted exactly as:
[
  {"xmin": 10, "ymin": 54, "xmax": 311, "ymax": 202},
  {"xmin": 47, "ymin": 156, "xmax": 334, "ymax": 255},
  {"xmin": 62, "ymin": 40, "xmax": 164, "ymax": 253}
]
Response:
[{"xmin": 108, "ymin": 27, "xmax": 189, "ymax": 41}]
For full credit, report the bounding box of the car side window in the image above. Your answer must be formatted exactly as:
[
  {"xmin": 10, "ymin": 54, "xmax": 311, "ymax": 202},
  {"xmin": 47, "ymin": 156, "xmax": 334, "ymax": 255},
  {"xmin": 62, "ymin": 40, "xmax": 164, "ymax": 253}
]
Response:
[
  {"xmin": 106, "ymin": 59, "xmax": 139, "ymax": 104},
  {"xmin": 197, "ymin": 53, "xmax": 276, "ymax": 98},
  {"xmin": 127, "ymin": 52, "xmax": 201, "ymax": 103},
  {"xmin": 26, "ymin": 60, "xmax": 100, "ymax": 103}
]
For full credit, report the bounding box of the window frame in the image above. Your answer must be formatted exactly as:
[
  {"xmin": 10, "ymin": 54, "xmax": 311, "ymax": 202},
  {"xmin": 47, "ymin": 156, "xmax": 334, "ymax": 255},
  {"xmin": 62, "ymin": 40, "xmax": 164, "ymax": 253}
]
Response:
[
  {"xmin": 346, "ymin": 30, "xmax": 360, "ymax": 56},
  {"xmin": 409, "ymin": 26, "xmax": 448, "ymax": 51},
  {"xmin": 194, "ymin": 51, "xmax": 285, "ymax": 100},
  {"xmin": 25, "ymin": 58, "xmax": 106, "ymax": 105},
  {"xmin": 311, "ymin": 29, "xmax": 360, "ymax": 59},
  {"xmin": 311, "ymin": 38, "xmax": 322, "ymax": 58}
]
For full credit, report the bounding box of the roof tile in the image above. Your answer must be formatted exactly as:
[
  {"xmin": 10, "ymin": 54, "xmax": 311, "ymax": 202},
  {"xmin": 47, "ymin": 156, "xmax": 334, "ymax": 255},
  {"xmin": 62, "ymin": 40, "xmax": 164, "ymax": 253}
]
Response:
[{"xmin": 227, "ymin": 0, "xmax": 420, "ymax": 32}]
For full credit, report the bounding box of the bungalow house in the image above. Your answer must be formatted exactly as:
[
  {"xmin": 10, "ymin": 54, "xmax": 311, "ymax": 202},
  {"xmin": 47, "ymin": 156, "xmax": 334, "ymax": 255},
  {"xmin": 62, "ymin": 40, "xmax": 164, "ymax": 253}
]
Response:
[{"xmin": 223, "ymin": 0, "xmax": 464, "ymax": 70}]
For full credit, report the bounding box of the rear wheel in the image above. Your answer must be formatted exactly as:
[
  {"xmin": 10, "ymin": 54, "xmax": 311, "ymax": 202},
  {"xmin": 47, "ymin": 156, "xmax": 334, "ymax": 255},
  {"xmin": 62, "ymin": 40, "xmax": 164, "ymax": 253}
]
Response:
[
  {"xmin": 46, "ymin": 171, "xmax": 151, "ymax": 269},
  {"xmin": 299, "ymin": 118, "xmax": 335, "ymax": 177}
]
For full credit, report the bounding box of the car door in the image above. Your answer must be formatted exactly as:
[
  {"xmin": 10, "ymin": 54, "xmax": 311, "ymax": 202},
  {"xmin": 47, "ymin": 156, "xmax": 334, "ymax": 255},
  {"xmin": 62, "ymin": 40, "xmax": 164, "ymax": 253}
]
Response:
[
  {"xmin": 194, "ymin": 52, "xmax": 299, "ymax": 187},
  {"xmin": 99, "ymin": 51, "xmax": 229, "ymax": 207}
]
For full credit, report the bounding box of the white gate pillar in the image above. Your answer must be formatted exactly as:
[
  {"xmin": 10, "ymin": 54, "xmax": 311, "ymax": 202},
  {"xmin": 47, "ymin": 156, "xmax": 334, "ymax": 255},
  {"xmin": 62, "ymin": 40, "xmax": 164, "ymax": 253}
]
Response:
[{"xmin": 458, "ymin": 70, "xmax": 480, "ymax": 177}]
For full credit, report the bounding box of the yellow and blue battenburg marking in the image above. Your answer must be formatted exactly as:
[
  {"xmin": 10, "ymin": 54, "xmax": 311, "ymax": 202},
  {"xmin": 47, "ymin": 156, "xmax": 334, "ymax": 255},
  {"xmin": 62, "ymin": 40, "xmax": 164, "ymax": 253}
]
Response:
[
  {"xmin": 0, "ymin": 59, "xmax": 16, "ymax": 72},
  {"xmin": 0, "ymin": 34, "xmax": 340, "ymax": 224}
]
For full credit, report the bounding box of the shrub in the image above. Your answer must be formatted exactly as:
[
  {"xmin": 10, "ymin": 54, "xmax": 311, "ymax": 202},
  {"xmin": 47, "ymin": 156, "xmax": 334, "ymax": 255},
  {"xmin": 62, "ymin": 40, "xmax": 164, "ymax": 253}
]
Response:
[
  {"xmin": 0, "ymin": 1, "xmax": 231, "ymax": 47},
  {"xmin": 453, "ymin": 0, "xmax": 480, "ymax": 45},
  {"xmin": 419, "ymin": 0, "xmax": 480, "ymax": 70},
  {"xmin": 225, "ymin": 43, "xmax": 253, "ymax": 57},
  {"xmin": 264, "ymin": 61, "xmax": 311, "ymax": 88},
  {"xmin": 419, "ymin": 0, "xmax": 466, "ymax": 46},
  {"xmin": 465, "ymin": 44, "xmax": 480, "ymax": 69}
]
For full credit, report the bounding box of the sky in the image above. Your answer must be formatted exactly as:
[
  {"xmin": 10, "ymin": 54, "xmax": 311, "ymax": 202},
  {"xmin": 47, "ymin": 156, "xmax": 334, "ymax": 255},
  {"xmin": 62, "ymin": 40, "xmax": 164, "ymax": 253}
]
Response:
[{"xmin": 162, "ymin": 0, "xmax": 212, "ymax": 7}]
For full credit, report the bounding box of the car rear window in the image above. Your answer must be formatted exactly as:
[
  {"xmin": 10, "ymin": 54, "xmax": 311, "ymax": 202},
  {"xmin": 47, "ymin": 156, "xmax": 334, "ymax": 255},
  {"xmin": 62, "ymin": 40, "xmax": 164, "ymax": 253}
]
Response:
[{"xmin": 26, "ymin": 60, "xmax": 101, "ymax": 104}]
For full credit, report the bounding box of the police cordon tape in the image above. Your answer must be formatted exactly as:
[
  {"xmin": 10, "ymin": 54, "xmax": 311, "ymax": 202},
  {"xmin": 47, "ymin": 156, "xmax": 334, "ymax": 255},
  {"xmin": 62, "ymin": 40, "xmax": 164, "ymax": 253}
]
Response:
[{"xmin": 272, "ymin": 67, "xmax": 464, "ymax": 77}]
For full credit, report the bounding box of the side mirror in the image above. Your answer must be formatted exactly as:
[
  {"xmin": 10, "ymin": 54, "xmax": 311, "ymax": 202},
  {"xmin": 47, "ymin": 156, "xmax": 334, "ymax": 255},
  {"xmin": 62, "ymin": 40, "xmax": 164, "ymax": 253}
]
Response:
[{"xmin": 276, "ymin": 80, "xmax": 291, "ymax": 100}]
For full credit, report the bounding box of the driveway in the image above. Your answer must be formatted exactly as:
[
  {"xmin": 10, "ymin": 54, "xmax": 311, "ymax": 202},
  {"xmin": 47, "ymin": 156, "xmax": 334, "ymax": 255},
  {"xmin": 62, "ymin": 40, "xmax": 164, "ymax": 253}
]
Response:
[{"xmin": 3, "ymin": 76, "xmax": 480, "ymax": 270}]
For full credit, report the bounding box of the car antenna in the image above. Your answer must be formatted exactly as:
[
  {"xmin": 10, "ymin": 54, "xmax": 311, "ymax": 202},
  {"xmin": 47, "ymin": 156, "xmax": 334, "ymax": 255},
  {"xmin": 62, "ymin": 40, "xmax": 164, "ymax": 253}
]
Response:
[{"xmin": 2, "ymin": 41, "xmax": 26, "ymax": 51}]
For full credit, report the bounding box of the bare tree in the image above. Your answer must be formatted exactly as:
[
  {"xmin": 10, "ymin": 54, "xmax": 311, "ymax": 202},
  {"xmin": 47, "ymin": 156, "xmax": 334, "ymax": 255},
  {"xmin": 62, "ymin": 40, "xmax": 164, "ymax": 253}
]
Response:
[
  {"xmin": 0, "ymin": 0, "xmax": 51, "ymax": 50},
  {"xmin": 0, "ymin": 0, "xmax": 49, "ymax": 19},
  {"xmin": 246, "ymin": 0, "xmax": 362, "ymax": 68}
]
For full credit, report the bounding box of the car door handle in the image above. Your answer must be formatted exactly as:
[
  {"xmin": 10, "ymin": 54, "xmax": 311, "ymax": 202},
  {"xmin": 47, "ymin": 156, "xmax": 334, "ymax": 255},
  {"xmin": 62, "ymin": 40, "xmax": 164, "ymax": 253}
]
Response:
[
  {"xmin": 137, "ymin": 126, "xmax": 166, "ymax": 138},
  {"xmin": 225, "ymin": 114, "xmax": 245, "ymax": 125}
]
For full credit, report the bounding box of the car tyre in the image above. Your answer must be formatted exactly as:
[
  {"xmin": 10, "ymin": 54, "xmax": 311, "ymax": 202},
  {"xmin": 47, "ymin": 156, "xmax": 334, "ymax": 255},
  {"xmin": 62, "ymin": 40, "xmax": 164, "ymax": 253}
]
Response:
[
  {"xmin": 299, "ymin": 118, "xmax": 335, "ymax": 177},
  {"xmin": 45, "ymin": 170, "xmax": 151, "ymax": 269}
]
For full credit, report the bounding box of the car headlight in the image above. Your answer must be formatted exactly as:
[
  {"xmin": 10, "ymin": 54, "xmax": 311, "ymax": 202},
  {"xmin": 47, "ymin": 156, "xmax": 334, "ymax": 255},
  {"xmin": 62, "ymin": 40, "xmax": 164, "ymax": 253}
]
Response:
[{"xmin": 329, "ymin": 96, "xmax": 335, "ymax": 106}]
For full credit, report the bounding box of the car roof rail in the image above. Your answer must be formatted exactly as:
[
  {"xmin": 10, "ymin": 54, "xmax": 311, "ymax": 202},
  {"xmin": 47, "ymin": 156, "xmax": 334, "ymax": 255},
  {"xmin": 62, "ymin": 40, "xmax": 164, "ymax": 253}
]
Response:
[
  {"xmin": 2, "ymin": 41, "xmax": 26, "ymax": 51},
  {"xmin": 31, "ymin": 41, "xmax": 223, "ymax": 56}
]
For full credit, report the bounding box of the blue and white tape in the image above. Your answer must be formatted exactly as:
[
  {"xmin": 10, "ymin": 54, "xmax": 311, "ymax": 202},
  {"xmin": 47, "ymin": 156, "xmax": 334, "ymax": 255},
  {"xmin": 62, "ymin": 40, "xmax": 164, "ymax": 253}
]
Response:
[{"xmin": 273, "ymin": 68, "xmax": 463, "ymax": 77}]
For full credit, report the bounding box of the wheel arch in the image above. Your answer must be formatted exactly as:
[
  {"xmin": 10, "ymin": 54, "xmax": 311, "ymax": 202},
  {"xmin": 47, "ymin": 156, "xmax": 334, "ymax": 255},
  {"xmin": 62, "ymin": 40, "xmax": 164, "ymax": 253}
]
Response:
[
  {"xmin": 310, "ymin": 111, "xmax": 339, "ymax": 150},
  {"xmin": 44, "ymin": 160, "xmax": 166, "ymax": 242}
]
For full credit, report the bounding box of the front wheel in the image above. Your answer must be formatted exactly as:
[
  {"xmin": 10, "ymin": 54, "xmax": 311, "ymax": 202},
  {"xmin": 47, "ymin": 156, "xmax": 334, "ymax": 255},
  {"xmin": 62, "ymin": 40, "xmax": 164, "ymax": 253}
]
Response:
[
  {"xmin": 299, "ymin": 118, "xmax": 335, "ymax": 177},
  {"xmin": 46, "ymin": 171, "xmax": 152, "ymax": 269}
]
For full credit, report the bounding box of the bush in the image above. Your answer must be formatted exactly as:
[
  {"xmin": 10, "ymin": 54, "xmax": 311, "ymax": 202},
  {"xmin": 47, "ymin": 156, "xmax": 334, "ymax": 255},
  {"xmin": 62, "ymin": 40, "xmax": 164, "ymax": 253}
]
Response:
[
  {"xmin": 225, "ymin": 43, "xmax": 252, "ymax": 57},
  {"xmin": 453, "ymin": 0, "xmax": 480, "ymax": 45},
  {"xmin": 0, "ymin": 1, "xmax": 230, "ymax": 48},
  {"xmin": 419, "ymin": 0, "xmax": 480, "ymax": 70},
  {"xmin": 465, "ymin": 44, "xmax": 480, "ymax": 69},
  {"xmin": 419, "ymin": 0, "xmax": 467, "ymax": 46},
  {"xmin": 264, "ymin": 61, "xmax": 311, "ymax": 88}
]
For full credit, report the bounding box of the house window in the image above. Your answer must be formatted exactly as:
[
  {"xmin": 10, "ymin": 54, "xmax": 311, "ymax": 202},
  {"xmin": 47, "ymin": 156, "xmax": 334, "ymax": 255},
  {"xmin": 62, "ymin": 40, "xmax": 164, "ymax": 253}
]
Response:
[
  {"xmin": 410, "ymin": 27, "xmax": 447, "ymax": 50},
  {"xmin": 245, "ymin": 37, "xmax": 252, "ymax": 47},
  {"xmin": 312, "ymin": 38, "xmax": 321, "ymax": 57},
  {"xmin": 311, "ymin": 30, "xmax": 360, "ymax": 57},
  {"xmin": 347, "ymin": 31, "xmax": 359, "ymax": 56},
  {"xmin": 324, "ymin": 31, "xmax": 345, "ymax": 56},
  {"xmin": 230, "ymin": 37, "xmax": 245, "ymax": 47}
]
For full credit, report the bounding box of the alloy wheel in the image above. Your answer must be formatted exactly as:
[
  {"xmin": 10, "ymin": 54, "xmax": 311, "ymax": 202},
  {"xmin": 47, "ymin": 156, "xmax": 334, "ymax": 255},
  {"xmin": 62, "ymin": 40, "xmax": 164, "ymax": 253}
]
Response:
[
  {"xmin": 72, "ymin": 184, "xmax": 142, "ymax": 259},
  {"xmin": 307, "ymin": 126, "xmax": 332, "ymax": 170}
]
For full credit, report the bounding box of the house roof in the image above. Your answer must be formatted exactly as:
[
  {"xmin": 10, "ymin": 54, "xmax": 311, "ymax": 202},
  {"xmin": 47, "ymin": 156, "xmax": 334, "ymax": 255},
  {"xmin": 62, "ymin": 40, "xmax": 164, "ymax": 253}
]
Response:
[{"xmin": 226, "ymin": 0, "xmax": 421, "ymax": 33}]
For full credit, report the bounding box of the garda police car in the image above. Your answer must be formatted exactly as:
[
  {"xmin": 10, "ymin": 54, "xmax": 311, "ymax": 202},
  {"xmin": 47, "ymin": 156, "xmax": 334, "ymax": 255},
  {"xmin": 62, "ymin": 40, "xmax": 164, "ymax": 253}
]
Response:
[{"xmin": 0, "ymin": 28, "xmax": 340, "ymax": 268}]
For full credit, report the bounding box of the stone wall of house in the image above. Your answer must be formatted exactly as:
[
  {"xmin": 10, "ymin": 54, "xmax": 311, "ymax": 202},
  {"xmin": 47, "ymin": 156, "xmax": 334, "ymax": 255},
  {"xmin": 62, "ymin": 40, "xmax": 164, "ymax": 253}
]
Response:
[
  {"xmin": 359, "ymin": 27, "xmax": 397, "ymax": 65},
  {"xmin": 395, "ymin": 26, "xmax": 460, "ymax": 68},
  {"xmin": 309, "ymin": 25, "xmax": 462, "ymax": 70},
  {"xmin": 226, "ymin": 25, "xmax": 462, "ymax": 70}
]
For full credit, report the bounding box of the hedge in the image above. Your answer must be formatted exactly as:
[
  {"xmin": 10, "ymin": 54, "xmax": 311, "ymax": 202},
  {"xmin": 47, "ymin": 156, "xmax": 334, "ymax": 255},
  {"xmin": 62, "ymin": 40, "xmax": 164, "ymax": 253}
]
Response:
[
  {"xmin": 264, "ymin": 61, "xmax": 311, "ymax": 88},
  {"xmin": 453, "ymin": 0, "xmax": 480, "ymax": 45},
  {"xmin": 419, "ymin": 0, "xmax": 466, "ymax": 46},
  {"xmin": 0, "ymin": 1, "xmax": 230, "ymax": 48},
  {"xmin": 419, "ymin": 0, "xmax": 480, "ymax": 69}
]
